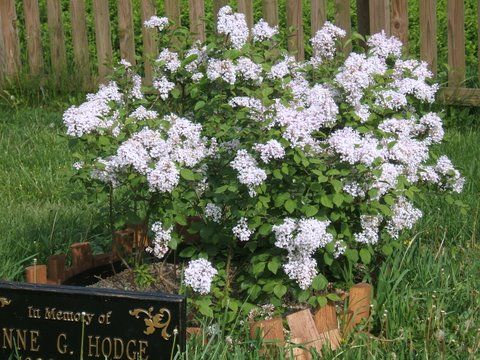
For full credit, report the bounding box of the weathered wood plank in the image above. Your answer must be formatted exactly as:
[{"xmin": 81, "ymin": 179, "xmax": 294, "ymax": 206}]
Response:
[
  {"xmin": 141, "ymin": 0, "xmax": 157, "ymax": 85},
  {"xmin": 238, "ymin": 0, "xmax": 254, "ymax": 29},
  {"xmin": 390, "ymin": 0, "xmax": 409, "ymax": 46},
  {"xmin": 118, "ymin": 0, "xmax": 136, "ymax": 65},
  {"xmin": 438, "ymin": 87, "xmax": 480, "ymax": 106},
  {"xmin": 356, "ymin": 0, "xmax": 370, "ymax": 42},
  {"xmin": 345, "ymin": 283, "xmax": 372, "ymax": 334},
  {"xmin": 0, "ymin": 0, "xmax": 21, "ymax": 77},
  {"xmin": 262, "ymin": 0, "xmax": 279, "ymax": 26},
  {"xmin": 189, "ymin": 0, "xmax": 206, "ymax": 41},
  {"xmin": 287, "ymin": 0, "xmax": 304, "ymax": 60},
  {"xmin": 419, "ymin": 0, "xmax": 437, "ymax": 74},
  {"xmin": 311, "ymin": 0, "xmax": 327, "ymax": 35},
  {"xmin": 335, "ymin": 0, "xmax": 352, "ymax": 53},
  {"xmin": 93, "ymin": 0, "xmax": 113, "ymax": 83},
  {"xmin": 23, "ymin": 0, "xmax": 44, "ymax": 76},
  {"xmin": 165, "ymin": 0, "xmax": 181, "ymax": 27},
  {"xmin": 369, "ymin": 0, "xmax": 390, "ymax": 35},
  {"xmin": 447, "ymin": 0, "xmax": 465, "ymax": 87},
  {"xmin": 287, "ymin": 309, "xmax": 324, "ymax": 355},
  {"xmin": 70, "ymin": 0, "xmax": 91, "ymax": 89},
  {"xmin": 0, "ymin": 13, "xmax": 4, "ymax": 80},
  {"xmin": 47, "ymin": 0, "xmax": 67, "ymax": 74}
]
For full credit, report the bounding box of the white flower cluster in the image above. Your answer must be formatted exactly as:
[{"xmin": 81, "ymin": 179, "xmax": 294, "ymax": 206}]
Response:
[
  {"xmin": 354, "ymin": 215, "xmax": 382, "ymax": 245},
  {"xmin": 273, "ymin": 218, "xmax": 333, "ymax": 289},
  {"xmin": 367, "ymin": 30, "xmax": 403, "ymax": 59},
  {"xmin": 217, "ymin": 6, "xmax": 249, "ymax": 49},
  {"xmin": 230, "ymin": 150, "xmax": 267, "ymax": 196},
  {"xmin": 184, "ymin": 259, "xmax": 218, "ymax": 295},
  {"xmin": 63, "ymin": 82, "xmax": 122, "ymax": 137},
  {"xmin": 232, "ymin": 217, "xmax": 252, "ymax": 242},
  {"xmin": 146, "ymin": 221, "xmax": 173, "ymax": 259},
  {"xmin": 144, "ymin": 16, "xmax": 169, "ymax": 31},
  {"xmin": 386, "ymin": 197, "xmax": 423, "ymax": 238},
  {"xmin": 205, "ymin": 203, "xmax": 222, "ymax": 223},
  {"xmin": 252, "ymin": 19, "xmax": 278, "ymax": 42},
  {"xmin": 311, "ymin": 22, "xmax": 346, "ymax": 64},
  {"xmin": 153, "ymin": 76, "xmax": 175, "ymax": 100},
  {"xmin": 254, "ymin": 140, "xmax": 285, "ymax": 163}
]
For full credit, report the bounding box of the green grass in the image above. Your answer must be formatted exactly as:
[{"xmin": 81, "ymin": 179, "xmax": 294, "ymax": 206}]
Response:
[{"xmin": 0, "ymin": 104, "xmax": 478, "ymax": 358}]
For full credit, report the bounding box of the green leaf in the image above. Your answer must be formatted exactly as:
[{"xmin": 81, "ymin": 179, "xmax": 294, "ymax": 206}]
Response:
[
  {"xmin": 382, "ymin": 244, "xmax": 393, "ymax": 256},
  {"xmin": 345, "ymin": 249, "xmax": 359, "ymax": 263},
  {"xmin": 316, "ymin": 296, "xmax": 328, "ymax": 308},
  {"xmin": 194, "ymin": 101, "xmax": 206, "ymax": 111},
  {"xmin": 360, "ymin": 248, "xmax": 372, "ymax": 264},
  {"xmin": 320, "ymin": 195, "xmax": 333, "ymax": 209},
  {"xmin": 304, "ymin": 205, "xmax": 318, "ymax": 217},
  {"xmin": 326, "ymin": 293, "xmax": 342, "ymax": 302},
  {"xmin": 252, "ymin": 261, "xmax": 266, "ymax": 275},
  {"xmin": 324, "ymin": 252, "xmax": 333, "ymax": 266},
  {"xmin": 180, "ymin": 168, "xmax": 195, "ymax": 181},
  {"xmin": 179, "ymin": 246, "xmax": 196, "ymax": 258},
  {"xmin": 311, "ymin": 274, "xmax": 328, "ymax": 290},
  {"xmin": 258, "ymin": 223, "xmax": 272, "ymax": 236},
  {"xmin": 267, "ymin": 258, "xmax": 281, "ymax": 274},
  {"xmin": 273, "ymin": 284, "xmax": 287, "ymax": 298},
  {"xmin": 332, "ymin": 193, "xmax": 343, "ymax": 207},
  {"xmin": 285, "ymin": 199, "xmax": 297, "ymax": 214}
]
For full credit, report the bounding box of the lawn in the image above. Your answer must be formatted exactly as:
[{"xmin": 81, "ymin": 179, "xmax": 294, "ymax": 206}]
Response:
[{"xmin": 0, "ymin": 103, "xmax": 478, "ymax": 358}]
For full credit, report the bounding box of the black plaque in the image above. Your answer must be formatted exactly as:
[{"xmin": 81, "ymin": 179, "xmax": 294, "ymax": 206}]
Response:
[{"xmin": 0, "ymin": 281, "xmax": 186, "ymax": 359}]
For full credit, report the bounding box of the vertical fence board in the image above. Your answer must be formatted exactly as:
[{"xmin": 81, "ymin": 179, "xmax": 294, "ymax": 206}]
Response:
[
  {"xmin": 369, "ymin": 0, "xmax": 390, "ymax": 34},
  {"xmin": 447, "ymin": 0, "xmax": 465, "ymax": 87},
  {"xmin": 0, "ymin": 0, "xmax": 21, "ymax": 77},
  {"xmin": 287, "ymin": 0, "xmax": 304, "ymax": 60},
  {"xmin": 141, "ymin": 0, "xmax": 157, "ymax": 85},
  {"xmin": 478, "ymin": 0, "xmax": 480, "ymax": 81},
  {"xmin": 335, "ymin": 0, "xmax": 352, "ymax": 53},
  {"xmin": 214, "ymin": 0, "xmax": 229, "ymax": 26},
  {"xmin": 118, "ymin": 0, "xmax": 136, "ymax": 65},
  {"xmin": 165, "ymin": 0, "xmax": 181, "ymax": 27},
  {"xmin": 0, "ymin": 13, "xmax": 4, "ymax": 79},
  {"xmin": 47, "ymin": 0, "xmax": 67, "ymax": 74},
  {"xmin": 390, "ymin": 0, "xmax": 408, "ymax": 46},
  {"xmin": 93, "ymin": 0, "xmax": 113, "ymax": 83},
  {"xmin": 23, "ymin": 0, "xmax": 44, "ymax": 76},
  {"xmin": 189, "ymin": 0, "xmax": 206, "ymax": 41},
  {"xmin": 70, "ymin": 0, "xmax": 91, "ymax": 89},
  {"xmin": 238, "ymin": 0, "xmax": 254, "ymax": 29},
  {"xmin": 262, "ymin": 0, "xmax": 279, "ymax": 26},
  {"xmin": 419, "ymin": 0, "xmax": 437, "ymax": 74},
  {"xmin": 311, "ymin": 0, "xmax": 327, "ymax": 35},
  {"xmin": 356, "ymin": 0, "xmax": 370, "ymax": 39}
]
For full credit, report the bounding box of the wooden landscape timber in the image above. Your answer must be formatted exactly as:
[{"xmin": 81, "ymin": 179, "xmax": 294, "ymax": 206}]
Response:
[{"xmin": 0, "ymin": 0, "xmax": 477, "ymax": 105}]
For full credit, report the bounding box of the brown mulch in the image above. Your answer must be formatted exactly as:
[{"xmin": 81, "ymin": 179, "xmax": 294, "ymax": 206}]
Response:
[{"xmin": 89, "ymin": 262, "xmax": 180, "ymax": 294}]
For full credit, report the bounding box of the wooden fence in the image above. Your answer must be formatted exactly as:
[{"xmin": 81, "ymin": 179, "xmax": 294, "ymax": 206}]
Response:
[{"xmin": 0, "ymin": 0, "xmax": 477, "ymax": 105}]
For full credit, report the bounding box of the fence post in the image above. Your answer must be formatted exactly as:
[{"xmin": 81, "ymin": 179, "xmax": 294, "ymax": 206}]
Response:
[
  {"xmin": 447, "ymin": 0, "xmax": 465, "ymax": 87},
  {"xmin": 23, "ymin": 0, "xmax": 44, "ymax": 76},
  {"xmin": 287, "ymin": 0, "xmax": 304, "ymax": 61},
  {"xmin": 0, "ymin": 0, "xmax": 21, "ymax": 78},
  {"xmin": 335, "ymin": 0, "xmax": 352, "ymax": 53},
  {"xmin": 238, "ymin": 0, "xmax": 254, "ymax": 29},
  {"xmin": 311, "ymin": 0, "xmax": 327, "ymax": 35},
  {"xmin": 47, "ymin": 0, "xmax": 68, "ymax": 75},
  {"xmin": 369, "ymin": 0, "xmax": 390, "ymax": 35},
  {"xmin": 189, "ymin": 0, "xmax": 206, "ymax": 42},
  {"xmin": 141, "ymin": 0, "xmax": 157, "ymax": 86},
  {"xmin": 93, "ymin": 0, "xmax": 113, "ymax": 84},
  {"xmin": 420, "ymin": 0, "xmax": 437, "ymax": 74},
  {"xmin": 118, "ymin": 0, "xmax": 136, "ymax": 65},
  {"xmin": 262, "ymin": 0, "xmax": 279, "ymax": 26},
  {"xmin": 70, "ymin": 0, "xmax": 92, "ymax": 90},
  {"xmin": 390, "ymin": 0, "xmax": 409, "ymax": 47}
]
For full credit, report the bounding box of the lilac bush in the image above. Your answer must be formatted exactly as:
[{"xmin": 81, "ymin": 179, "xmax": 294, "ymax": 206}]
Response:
[{"xmin": 64, "ymin": 6, "xmax": 464, "ymax": 318}]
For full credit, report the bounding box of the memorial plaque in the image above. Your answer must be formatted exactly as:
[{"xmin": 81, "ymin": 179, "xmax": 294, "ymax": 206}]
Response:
[{"xmin": 0, "ymin": 281, "xmax": 186, "ymax": 359}]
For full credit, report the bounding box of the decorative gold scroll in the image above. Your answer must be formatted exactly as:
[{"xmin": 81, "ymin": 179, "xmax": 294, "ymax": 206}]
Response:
[
  {"xmin": 129, "ymin": 307, "xmax": 172, "ymax": 339},
  {"xmin": 0, "ymin": 297, "xmax": 11, "ymax": 308}
]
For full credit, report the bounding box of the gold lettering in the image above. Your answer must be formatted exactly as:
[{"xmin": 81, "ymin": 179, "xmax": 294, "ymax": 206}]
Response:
[
  {"xmin": 113, "ymin": 338, "xmax": 124, "ymax": 359},
  {"xmin": 57, "ymin": 333, "xmax": 68, "ymax": 354},
  {"xmin": 101, "ymin": 337, "xmax": 112, "ymax": 357},
  {"xmin": 15, "ymin": 329, "xmax": 27, "ymax": 350},
  {"xmin": 2, "ymin": 328, "xmax": 13, "ymax": 349},
  {"xmin": 29, "ymin": 330, "xmax": 40, "ymax": 352},
  {"xmin": 126, "ymin": 339, "xmax": 137, "ymax": 360},
  {"xmin": 44, "ymin": 307, "xmax": 55, "ymax": 320},
  {"xmin": 139, "ymin": 340, "xmax": 149, "ymax": 360},
  {"xmin": 88, "ymin": 336, "xmax": 100, "ymax": 358}
]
